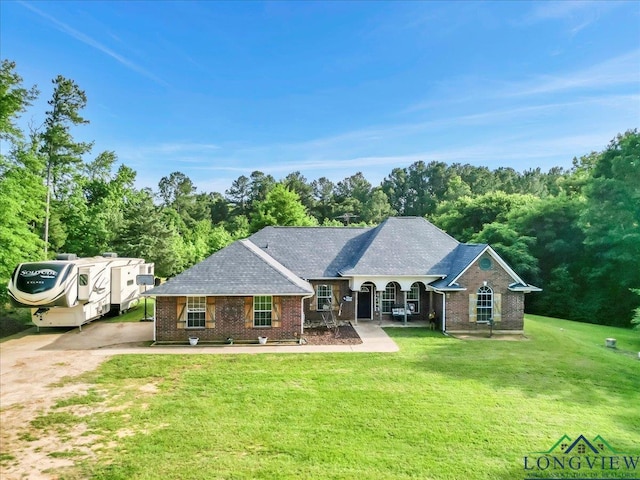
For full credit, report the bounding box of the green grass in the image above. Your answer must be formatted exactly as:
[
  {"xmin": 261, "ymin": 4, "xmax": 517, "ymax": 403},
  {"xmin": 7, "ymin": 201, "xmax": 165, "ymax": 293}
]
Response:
[{"xmin": 34, "ymin": 315, "xmax": 640, "ymax": 479}]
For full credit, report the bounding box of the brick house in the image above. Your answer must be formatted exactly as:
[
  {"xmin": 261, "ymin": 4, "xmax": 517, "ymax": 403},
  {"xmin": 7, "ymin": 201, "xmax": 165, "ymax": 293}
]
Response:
[{"xmin": 146, "ymin": 217, "xmax": 540, "ymax": 342}]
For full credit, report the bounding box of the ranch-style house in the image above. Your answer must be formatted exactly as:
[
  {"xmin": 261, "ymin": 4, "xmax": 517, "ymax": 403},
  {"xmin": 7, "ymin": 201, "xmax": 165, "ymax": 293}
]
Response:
[{"xmin": 146, "ymin": 217, "xmax": 540, "ymax": 343}]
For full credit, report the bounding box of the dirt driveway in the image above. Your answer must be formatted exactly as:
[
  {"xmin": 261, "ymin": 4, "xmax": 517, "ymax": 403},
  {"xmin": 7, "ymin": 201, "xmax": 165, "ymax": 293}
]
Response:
[
  {"xmin": 0, "ymin": 321, "xmax": 392, "ymax": 478},
  {"xmin": 0, "ymin": 322, "xmax": 153, "ymax": 479}
]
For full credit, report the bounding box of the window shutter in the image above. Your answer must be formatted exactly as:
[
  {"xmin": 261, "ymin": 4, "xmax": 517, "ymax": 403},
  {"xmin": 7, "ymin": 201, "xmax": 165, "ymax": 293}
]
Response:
[
  {"xmin": 272, "ymin": 296, "xmax": 282, "ymax": 328},
  {"xmin": 176, "ymin": 296, "xmax": 186, "ymax": 329},
  {"xmin": 493, "ymin": 293, "xmax": 502, "ymax": 323},
  {"xmin": 244, "ymin": 297, "xmax": 253, "ymax": 328},
  {"xmin": 206, "ymin": 297, "xmax": 216, "ymax": 328},
  {"xmin": 332, "ymin": 288, "xmax": 341, "ymax": 311},
  {"xmin": 309, "ymin": 289, "xmax": 316, "ymax": 311},
  {"xmin": 468, "ymin": 294, "xmax": 477, "ymax": 323}
]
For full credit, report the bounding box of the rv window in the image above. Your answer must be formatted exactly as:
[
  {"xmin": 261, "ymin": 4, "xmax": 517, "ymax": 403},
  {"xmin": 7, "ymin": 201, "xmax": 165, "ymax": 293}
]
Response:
[
  {"xmin": 127, "ymin": 279, "xmax": 134, "ymax": 286},
  {"xmin": 79, "ymin": 274, "xmax": 89, "ymax": 286}
]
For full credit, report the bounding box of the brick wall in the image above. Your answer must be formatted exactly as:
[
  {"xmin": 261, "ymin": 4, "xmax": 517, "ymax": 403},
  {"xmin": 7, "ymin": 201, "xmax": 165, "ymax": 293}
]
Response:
[
  {"xmin": 445, "ymin": 254, "xmax": 525, "ymax": 333},
  {"xmin": 155, "ymin": 295, "xmax": 304, "ymax": 342},
  {"xmin": 304, "ymin": 280, "xmax": 354, "ymax": 325}
]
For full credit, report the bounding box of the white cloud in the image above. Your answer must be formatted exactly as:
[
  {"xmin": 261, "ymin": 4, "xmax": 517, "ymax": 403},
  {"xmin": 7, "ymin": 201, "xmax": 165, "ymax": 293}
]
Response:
[
  {"xmin": 502, "ymin": 50, "xmax": 640, "ymax": 97},
  {"xmin": 19, "ymin": 1, "xmax": 168, "ymax": 87}
]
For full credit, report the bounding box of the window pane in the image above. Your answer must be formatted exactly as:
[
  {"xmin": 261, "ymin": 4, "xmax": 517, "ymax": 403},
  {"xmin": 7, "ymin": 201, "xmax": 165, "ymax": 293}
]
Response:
[
  {"xmin": 382, "ymin": 284, "xmax": 395, "ymax": 314},
  {"xmin": 317, "ymin": 285, "xmax": 332, "ymax": 310},
  {"xmin": 187, "ymin": 296, "xmax": 206, "ymax": 328},
  {"xmin": 254, "ymin": 296, "xmax": 272, "ymax": 327},
  {"xmin": 407, "ymin": 283, "xmax": 420, "ymax": 313},
  {"xmin": 476, "ymin": 286, "xmax": 492, "ymax": 323}
]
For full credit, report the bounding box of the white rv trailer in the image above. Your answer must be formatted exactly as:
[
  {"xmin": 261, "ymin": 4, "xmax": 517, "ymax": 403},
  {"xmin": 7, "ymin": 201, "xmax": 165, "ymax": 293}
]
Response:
[{"xmin": 7, "ymin": 253, "xmax": 154, "ymax": 329}]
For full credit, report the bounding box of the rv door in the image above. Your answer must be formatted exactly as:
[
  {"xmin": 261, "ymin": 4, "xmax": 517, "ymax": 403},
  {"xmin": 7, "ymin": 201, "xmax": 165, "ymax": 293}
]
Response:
[{"xmin": 78, "ymin": 268, "xmax": 90, "ymax": 301}]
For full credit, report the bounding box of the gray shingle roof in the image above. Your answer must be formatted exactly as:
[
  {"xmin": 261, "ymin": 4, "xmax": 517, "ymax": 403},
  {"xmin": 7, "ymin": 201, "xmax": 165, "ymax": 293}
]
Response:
[
  {"xmin": 340, "ymin": 217, "xmax": 460, "ymax": 275},
  {"xmin": 145, "ymin": 240, "xmax": 313, "ymax": 296},
  {"xmin": 145, "ymin": 217, "xmax": 538, "ymax": 296},
  {"xmin": 249, "ymin": 226, "xmax": 374, "ymax": 278},
  {"xmin": 429, "ymin": 244, "xmax": 488, "ymax": 289}
]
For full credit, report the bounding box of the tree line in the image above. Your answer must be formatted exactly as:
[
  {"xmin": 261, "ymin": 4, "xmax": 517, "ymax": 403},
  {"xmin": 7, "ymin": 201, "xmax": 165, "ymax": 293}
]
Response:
[{"xmin": 1, "ymin": 60, "xmax": 639, "ymax": 327}]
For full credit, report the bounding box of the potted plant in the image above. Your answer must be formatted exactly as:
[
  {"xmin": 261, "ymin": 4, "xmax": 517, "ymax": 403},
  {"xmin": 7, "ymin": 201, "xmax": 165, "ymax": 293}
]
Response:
[{"xmin": 258, "ymin": 336, "xmax": 268, "ymax": 345}]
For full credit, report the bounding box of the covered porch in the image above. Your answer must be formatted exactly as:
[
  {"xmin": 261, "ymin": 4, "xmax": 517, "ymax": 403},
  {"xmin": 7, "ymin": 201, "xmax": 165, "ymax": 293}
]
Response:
[{"xmin": 347, "ymin": 276, "xmax": 445, "ymax": 330}]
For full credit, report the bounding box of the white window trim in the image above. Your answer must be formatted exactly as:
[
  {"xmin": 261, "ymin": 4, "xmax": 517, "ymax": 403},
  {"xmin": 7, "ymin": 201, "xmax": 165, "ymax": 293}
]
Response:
[
  {"xmin": 254, "ymin": 295, "xmax": 272, "ymax": 327},
  {"xmin": 382, "ymin": 284, "xmax": 396, "ymax": 314},
  {"xmin": 476, "ymin": 286, "xmax": 493, "ymax": 324},
  {"xmin": 407, "ymin": 283, "xmax": 420, "ymax": 313},
  {"xmin": 186, "ymin": 296, "xmax": 206, "ymax": 328},
  {"xmin": 317, "ymin": 285, "xmax": 332, "ymax": 311}
]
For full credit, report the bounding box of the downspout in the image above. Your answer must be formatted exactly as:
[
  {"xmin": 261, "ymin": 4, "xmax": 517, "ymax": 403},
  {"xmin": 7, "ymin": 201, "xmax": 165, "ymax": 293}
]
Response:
[
  {"xmin": 301, "ymin": 294, "xmax": 314, "ymax": 336},
  {"xmin": 152, "ymin": 297, "xmax": 156, "ymax": 342}
]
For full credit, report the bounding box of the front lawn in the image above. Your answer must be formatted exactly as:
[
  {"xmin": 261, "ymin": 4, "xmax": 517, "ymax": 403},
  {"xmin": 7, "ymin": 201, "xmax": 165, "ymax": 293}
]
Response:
[{"xmin": 14, "ymin": 315, "xmax": 640, "ymax": 479}]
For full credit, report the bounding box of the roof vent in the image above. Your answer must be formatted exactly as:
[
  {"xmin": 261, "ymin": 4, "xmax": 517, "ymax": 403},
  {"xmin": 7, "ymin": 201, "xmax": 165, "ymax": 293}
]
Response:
[
  {"xmin": 102, "ymin": 252, "xmax": 118, "ymax": 258},
  {"xmin": 56, "ymin": 253, "xmax": 78, "ymax": 261}
]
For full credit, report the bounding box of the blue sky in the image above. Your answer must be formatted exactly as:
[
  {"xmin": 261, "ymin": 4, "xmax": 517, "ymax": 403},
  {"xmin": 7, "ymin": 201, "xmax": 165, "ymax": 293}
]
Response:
[{"xmin": 2, "ymin": 1, "xmax": 639, "ymax": 194}]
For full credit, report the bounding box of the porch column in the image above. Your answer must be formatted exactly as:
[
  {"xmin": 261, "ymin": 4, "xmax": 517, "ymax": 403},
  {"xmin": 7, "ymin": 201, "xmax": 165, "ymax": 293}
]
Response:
[
  {"xmin": 403, "ymin": 290, "xmax": 408, "ymax": 326},
  {"xmin": 354, "ymin": 290, "xmax": 359, "ymax": 326}
]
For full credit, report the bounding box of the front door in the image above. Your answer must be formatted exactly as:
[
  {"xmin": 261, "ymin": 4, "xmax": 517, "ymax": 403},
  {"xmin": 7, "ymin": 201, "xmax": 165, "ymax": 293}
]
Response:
[{"xmin": 357, "ymin": 286, "xmax": 372, "ymax": 319}]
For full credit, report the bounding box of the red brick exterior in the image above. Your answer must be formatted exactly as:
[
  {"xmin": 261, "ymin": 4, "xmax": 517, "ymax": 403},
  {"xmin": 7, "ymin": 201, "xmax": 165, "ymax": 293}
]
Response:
[
  {"xmin": 444, "ymin": 253, "xmax": 524, "ymax": 333},
  {"xmin": 303, "ymin": 280, "xmax": 354, "ymax": 325},
  {"xmin": 155, "ymin": 253, "xmax": 525, "ymax": 340},
  {"xmin": 155, "ymin": 295, "xmax": 304, "ymax": 342}
]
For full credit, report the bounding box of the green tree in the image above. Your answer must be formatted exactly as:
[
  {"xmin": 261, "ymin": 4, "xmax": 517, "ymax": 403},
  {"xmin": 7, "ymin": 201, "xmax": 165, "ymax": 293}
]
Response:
[
  {"xmin": 61, "ymin": 153, "xmax": 136, "ymax": 256},
  {"xmin": 250, "ymin": 184, "xmax": 317, "ymax": 232},
  {"xmin": 453, "ymin": 163, "xmax": 494, "ymax": 195},
  {"xmin": 381, "ymin": 167, "xmax": 410, "ymax": 215},
  {"xmin": 209, "ymin": 191, "xmax": 230, "ymax": 224},
  {"xmin": 225, "ymin": 175, "xmax": 251, "ymax": 216},
  {"xmin": 0, "ymin": 59, "xmax": 38, "ymax": 142},
  {"xmin": 0, "ymin": 145, "xmax": 46, "ymax": 306},
  {"xmin": 40, "ymin": 75, "xmax": 93, "ymax": 256},
  {"xmin": 0, "ymin": 61, "xmax": 44, "ymax": 306},
  {"xmin": 579, "ymin": 130, "xmax": 640, "ymax": 325},
  {"xmin": 225, "ymin": 215, "xmax": 250, "ymax": 240},
  {"xmin": 442, "ymin": 174, "xmax": 472, "ymax": 202},
  {"xmin": 431, "ymin": 192, "xmax": 536, "ymax": 242},
  {"xmin": 208, "ymin": 224, "xmax": 234, "ymax": 253},
  {"xmin": 334, "ymin": 172, "xmax": 371, "ymax": 222},
  {"xmin": 283, "ymin": 171, "xmax": 314, "ymax": 211},
  {"xmin": 471, "ymin": 222, "xmax": 539, "ymax": 283},
  {"xmin": 157, "ymin": 171, "xmax": 209, "ymax": 228},
  {"xmin": 508, "ymin": 194, "xmax": 587, "ymax": 318},
  {"xmin": 311, "ymin": 176, "xmax": 336, "ymax": 222},
  {"xmin": 247, "ymin": 170, "xmax": 276, "ymax": 214},
  {"xmin": 112, "ymin": 191, "xmax": 185, "ymax": 277},
  {"xmin": 361, "ymin": 188, "xmax": 395, "ymax": 224}
]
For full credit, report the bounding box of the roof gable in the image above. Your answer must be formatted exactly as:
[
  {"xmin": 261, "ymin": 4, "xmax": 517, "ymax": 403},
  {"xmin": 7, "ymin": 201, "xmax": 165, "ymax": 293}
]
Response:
[{"xmin": 341, "ymin": 217, "xmax": 460, "ymax": 276}]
